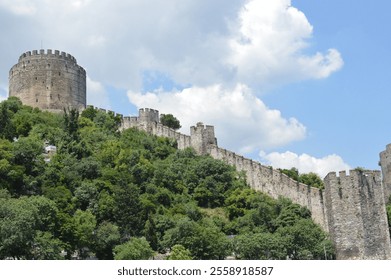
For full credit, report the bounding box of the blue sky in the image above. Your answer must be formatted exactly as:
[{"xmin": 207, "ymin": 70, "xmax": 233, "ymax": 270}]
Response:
[{"xmin": 0, "ymin": 0, "xmax": 390, "ymax": 177}]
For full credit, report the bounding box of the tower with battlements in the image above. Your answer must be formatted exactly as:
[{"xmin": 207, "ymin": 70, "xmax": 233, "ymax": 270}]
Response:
[
  {"xmin": 9, "ymin": 49, "xmax": 86, "ymax": 112},
  {"xmin": 324, "ymin": 170, "xmax": 391, "ymax": 259}
]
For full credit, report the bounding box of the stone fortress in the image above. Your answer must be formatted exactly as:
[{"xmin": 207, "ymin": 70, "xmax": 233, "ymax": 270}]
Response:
[
  {"xmin": 9, "ymin": 49, "xmax": 86, "ymax": 112},
  {"xmin": 8, "ymin": 50, "xmax": 391, "ymax": 259}
]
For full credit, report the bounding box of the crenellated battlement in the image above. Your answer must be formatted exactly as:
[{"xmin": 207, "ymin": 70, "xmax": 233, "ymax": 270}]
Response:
[
  {"xmin": 18, "ymin": 49, "xmax": 78, "ymax": 64},
  {"xmin": 139, "ymin": 108, "xmax": 160, "ymax": 123}
]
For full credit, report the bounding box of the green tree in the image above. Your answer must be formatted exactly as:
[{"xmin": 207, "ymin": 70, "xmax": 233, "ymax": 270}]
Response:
[
  {"xmin": 31, "ymin": 231, "xmax": 64, "ymax": 260},
  {"xmin": 73, "ymin": 209, "xmax": 97, "ymax": 259},
  {"xmin": 162, "ymin": 218, "xmax": 230, "ymax": 260},
  {"xmin": 144, "ymin": 216, "xmax": 158, "ymax": 251},
  {"xmin": 233, "ymin": 233, "xmax": 287, "ymax": 260},
  {"xmin": 299, "ymin": 172, "xmax": 324, "ymax": 189},
  {"xmin": 114, "ymin": 237, "xmax": 155, "ymax": 260},
  {"xmin": 160, "ymin": 114, "xmax": 181, "ymax": 130},
  {"xmin": 276, "ymin": 219, "xmax": 334, "ymax": 260},
  {"xmin": 0, "ymin": 196, "xmax": 60, "ymax": 259},
  {"xmin": 63, "ymin": 108, "xmax": 80, "ymax": 140},
  {"xmin": 113, "ymin": 183, "xmax": 143, "ymax": 237},
  {"xmin": 280, "ymin": 168, "xmax": 299, "ymax": 181},
  {"xmin": 166, "ymin": 244, "xmax": 192, "ymax": 260},
  {"xmin": 94, "ymin": 221, "xmax": 120, "ymax": 260}
]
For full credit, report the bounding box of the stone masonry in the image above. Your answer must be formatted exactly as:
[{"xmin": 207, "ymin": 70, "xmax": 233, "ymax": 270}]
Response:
[
  {"xmin": 9, "ymin": 50, "xmax": 86, "ymax": 112},
  {"xmin": 119, "ymin": 108, "xmax": 391, "ymax": 260},
  {"xmin": 380, "ymin": 144, "xmax": 391, "ymax": 202},
  {"xmin": 7, "ymin": 50, "xmax": 391, "ymax": 259},
  {"xmin": 324, "ymin": 170, "xmax": 391, "ymax": 259}
]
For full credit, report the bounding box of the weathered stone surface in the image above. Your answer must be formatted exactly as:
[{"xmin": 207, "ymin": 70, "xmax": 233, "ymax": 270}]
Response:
[
  {"xmin": 120, "ymin": 108, "xmax": 391, "ymax": 260},
  {"xmin": 380, "ymin": 144, "xmax": 391, "ymax": 201},
  {"xmin": 8, "ymin": 48, "xmax": 391, "ymax": 259},
  {"xmin": 324, "ymin": 170, "xmax": 391, "ymax": 259},
  {"xmin": 9, "ymin": 49, "xmax": 86, "ymax": 112}
]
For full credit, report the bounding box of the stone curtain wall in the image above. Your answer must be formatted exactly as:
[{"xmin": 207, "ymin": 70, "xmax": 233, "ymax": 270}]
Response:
[
  {"xmin": 120, "ymin": 108, "xmax": 328, "ymax": 232},
  {"xmin": 9, "ymin": 49, "xmax": 86, "ymax": 112},
  {"xmin": 119, "ymin": 108, "xmax": 391, "ymax": 259},
  {"xmin": 9, "ymin": 46, "xmax": 390, "ymax": 259},
  {"xmin": 209, "ymin": 145, "xmax": 329, "ymax": 231}
]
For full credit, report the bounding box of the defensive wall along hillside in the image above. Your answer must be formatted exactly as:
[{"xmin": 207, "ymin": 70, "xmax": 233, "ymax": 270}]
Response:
[
  {"xmin": 117, "ymin": 107, "xmax": 391, "ymax": 259},
  {"xmin": 8, "ymin": 48, "xmax": 391, "ymax": 259},
  {"xmin": 119, "ymin": 108, "xmax": 328, "ymax": 230}
]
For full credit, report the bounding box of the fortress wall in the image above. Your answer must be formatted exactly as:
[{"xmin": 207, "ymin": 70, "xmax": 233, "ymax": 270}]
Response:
[
  {"xmin": 208, "ymin": 145, "xmax": 327, "ymax": 231},
  {"xmin": 81, "ymin": 107, "xmax": 391, "ymax": 259},
  {"xmin": 11, "ymin": 45, "xmax": 390, "ymax": 259},
  {"xmin": 121, "ymin": 116, "xmax": 139, "ymax": 130},
  {"xmin": 379, "ymin": 144, "xmax": 391, "ymax": 201},
  {"xmin": 309, "ymin": 187, "xmax": 329, "ymax": 232},
  {"xmin": 177, "ymin": 133, "xmax": 192, "ymax": 150},
  {"xmin": 324, "ymin": 170, "xmax": 391, "ymax": 259}
]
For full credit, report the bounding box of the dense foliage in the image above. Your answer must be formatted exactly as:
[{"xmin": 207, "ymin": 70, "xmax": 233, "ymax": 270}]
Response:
[
  {"xmin": 160, "ymin": 114, "xmax": 181, "ymax": 130},
  {"xmin": 280, "ymin": 168, "xmax": 324, "ymax": 189},
  {"xmin": 0, "ymin": 97, "xmax": 334, "ymax": 260}
]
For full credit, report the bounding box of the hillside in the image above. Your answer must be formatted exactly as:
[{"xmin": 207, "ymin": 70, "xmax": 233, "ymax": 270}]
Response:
[{"xmin": 0, "ymin": 97, "xmax": 334, "ymax": 260}]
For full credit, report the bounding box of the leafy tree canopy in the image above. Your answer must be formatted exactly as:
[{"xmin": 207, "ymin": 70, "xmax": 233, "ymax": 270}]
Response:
[
  {"xmin": 0, "ymin": 97, "xmax": 333, "ymax": 260},
  {"xmin": 160, "ymin": 114, "xmax": 181, "ymax": 130}
]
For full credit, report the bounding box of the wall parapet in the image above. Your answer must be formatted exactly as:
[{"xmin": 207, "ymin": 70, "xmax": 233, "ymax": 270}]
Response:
[
  {"xmin": 94, "ymin": 106, "xmax": 391, "ymax": 260},
  {"xmin": 19, "ymin": 49, "xmax": 78, "ymax": 64}
]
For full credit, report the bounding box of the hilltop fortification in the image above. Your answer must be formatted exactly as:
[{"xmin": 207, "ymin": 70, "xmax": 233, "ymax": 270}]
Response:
[
  {"xmin": 9, "ymin": 49, "xmax": 86, "ymax": 112},
  {"xmin": 116, "ymin": 107, "xmax": 391, "ymax": 260},
  {"xmin": 7, "ymin": 51, "xmax": 391, "ymax": 260}
]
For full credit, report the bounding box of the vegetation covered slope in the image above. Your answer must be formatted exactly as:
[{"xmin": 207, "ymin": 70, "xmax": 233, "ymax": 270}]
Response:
[{"xmin": 0, "ymin": 97, "xmax": 334, "ymax": 260}]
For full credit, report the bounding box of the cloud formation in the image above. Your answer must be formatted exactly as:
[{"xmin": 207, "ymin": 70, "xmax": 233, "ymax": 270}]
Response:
[
  {"xmin": 0, "ymin": 0, "xmax": 342, "ymax": 92},
  {"xmin": 0, "ymin": 0, "xmax": 347, "ymax": 170},
  {"xmin": 128, "ymin": 84, "xmax": 306, "ymax": 153},
  {"xmin": 86, "ymin": 76, "xmax": 111, "ymax": 109},
  {"xmin": 260, "ymin": 151, "xmax": 351, "ymax": 178}
]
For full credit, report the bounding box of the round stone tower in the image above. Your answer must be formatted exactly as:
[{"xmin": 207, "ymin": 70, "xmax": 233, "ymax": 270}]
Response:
[{"xmin": 9, "ymin": 49, "xmax": 86, "ymax": 112}]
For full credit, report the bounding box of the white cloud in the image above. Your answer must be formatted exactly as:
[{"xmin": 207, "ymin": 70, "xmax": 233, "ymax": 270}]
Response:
[
  {"xmin": 0, "ymin": 0, "xmax": 345, "ymax": 160},
  {"xmin": 260, "ymin": 151, "xmax": 351, "ymax": 178},
  {"xmin": 128, "ymin": 84, "xmax": 306, "ymax": 153},
  {"xmin": 86, "ymin": 76, "xmax": 110, "ymax": 109},
  {"xmin": 0, "ymin": 0, "xmax": 37, "ymax": 15},
  {"xmin": 0, "ymin": 0, "xmax": 342, "ymax": 92},
  {"xmin": 227, "ymin": 0, "xmax": 343, "ymax": 89}
]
